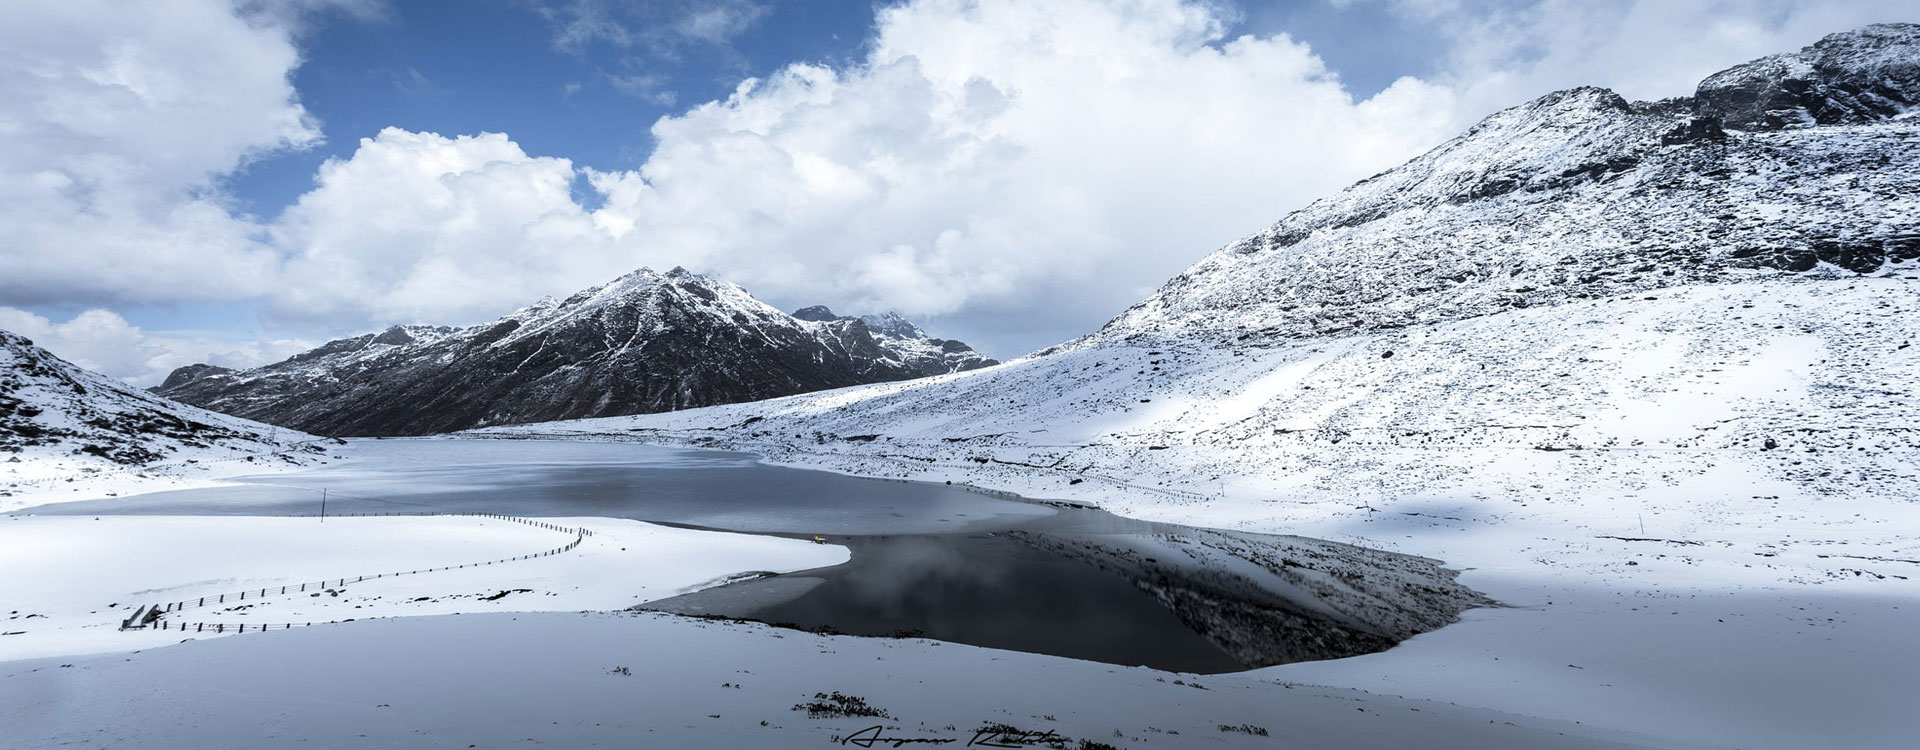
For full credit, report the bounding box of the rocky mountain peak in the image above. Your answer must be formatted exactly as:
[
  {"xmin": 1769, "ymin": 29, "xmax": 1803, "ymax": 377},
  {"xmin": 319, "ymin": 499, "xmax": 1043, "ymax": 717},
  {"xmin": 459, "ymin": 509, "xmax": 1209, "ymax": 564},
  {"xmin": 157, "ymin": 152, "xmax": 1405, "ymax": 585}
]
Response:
[
  {"xmin": 1694, "ymin": 22, "xmax": 1920, "ymax": 130},
  {"xmin": 791, "ymin": 305, "xmax": 839, "ymax": 322},
  {"xmin": 370, "ymin": 325, "xmax": 452, "ymax": 347},
  {"xmin": 857, "ymin": 312, "xmax": 926, "ymax": 340},
  {"xmin": 790, "ymin": 307, "xmax": 928, "ymax": 340},
  {"xmin": 156, "ymin": 363, "xmax": 234, "ymax": 391}
]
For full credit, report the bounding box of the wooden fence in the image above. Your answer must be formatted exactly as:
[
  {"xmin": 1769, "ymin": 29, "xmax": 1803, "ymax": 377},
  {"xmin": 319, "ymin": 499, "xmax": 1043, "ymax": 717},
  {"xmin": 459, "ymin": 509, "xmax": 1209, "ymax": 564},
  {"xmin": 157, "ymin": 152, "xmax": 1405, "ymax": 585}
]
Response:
[{"xmin": 120, "ymin": 512, "xmax": 593, "ymax": 633}]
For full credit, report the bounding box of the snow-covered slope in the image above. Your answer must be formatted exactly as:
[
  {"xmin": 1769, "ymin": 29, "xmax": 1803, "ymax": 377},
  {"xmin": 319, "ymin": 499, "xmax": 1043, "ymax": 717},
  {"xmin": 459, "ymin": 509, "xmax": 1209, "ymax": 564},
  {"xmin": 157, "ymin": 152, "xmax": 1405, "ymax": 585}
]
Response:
[
  {"xmin": 155, "ymin": 267, "xmax": 996, "ymax": 436},
  {"xmin": 1079, "ymin": 24, "xmax": 1919, "ymax": 348},
  {"xmin": 475, "ymin": 276, "xmax": 1918, "ymax": 511},
  {"xmin": 1, "ymin": 330, "xmax": 325, "ymax": 507}
]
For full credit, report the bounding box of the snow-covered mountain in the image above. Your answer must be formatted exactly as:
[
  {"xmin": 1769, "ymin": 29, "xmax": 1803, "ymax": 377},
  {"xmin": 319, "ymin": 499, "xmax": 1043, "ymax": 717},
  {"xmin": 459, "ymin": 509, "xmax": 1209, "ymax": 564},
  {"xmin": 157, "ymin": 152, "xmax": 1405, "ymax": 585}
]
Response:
[
  {"xmin": 474, "ymin": 24, "xmax": 1920, "ymax": 517},
  {"xmin": 155, "ymin": 267, "xmax": 997, "ymax": 437},
  {"xmin": 790, "ymin": 305, "xmax": 997, "ymax": 376},
  {"xmin": 1080, "ymin": 22, "xmax": 1918, "ymax": 348},
  {"xmin": 1, "ymin": 330, "xmax": 321, "ymax": 503}
]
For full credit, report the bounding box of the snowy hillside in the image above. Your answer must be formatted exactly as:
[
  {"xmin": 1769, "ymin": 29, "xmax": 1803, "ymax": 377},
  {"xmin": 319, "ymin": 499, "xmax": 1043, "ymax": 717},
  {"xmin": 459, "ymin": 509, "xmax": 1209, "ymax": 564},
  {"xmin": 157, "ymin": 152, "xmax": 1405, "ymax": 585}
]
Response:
[
  {"xmin": 464, "ymin": 30, "xmax": 1920, "ymax": 747},
  {"xmin": 1078, "ymin": 24, "xmax": 1918, "ymax": 348},
  {"xmin": 1, "ymin": 330, "xmax": 327, "ymax": 509},
  {"xmin": 475, "ymin": 276, "xmax": 1918, "ymax": 513},
  {"xmin": 155, "ymin": 267, "xmax": 996, "ymax": 436}
]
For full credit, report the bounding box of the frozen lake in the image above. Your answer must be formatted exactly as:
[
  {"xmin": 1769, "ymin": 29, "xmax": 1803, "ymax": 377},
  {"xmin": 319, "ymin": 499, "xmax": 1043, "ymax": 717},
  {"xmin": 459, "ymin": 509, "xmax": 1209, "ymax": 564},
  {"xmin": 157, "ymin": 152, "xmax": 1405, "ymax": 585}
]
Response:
[
  {"xmin": 25, "ymin": 439, "xmax": 1053, "ymax": 535},
  {"xmin": 18, "ymin": 439, "xmax": 1476, "ymax": 673}
]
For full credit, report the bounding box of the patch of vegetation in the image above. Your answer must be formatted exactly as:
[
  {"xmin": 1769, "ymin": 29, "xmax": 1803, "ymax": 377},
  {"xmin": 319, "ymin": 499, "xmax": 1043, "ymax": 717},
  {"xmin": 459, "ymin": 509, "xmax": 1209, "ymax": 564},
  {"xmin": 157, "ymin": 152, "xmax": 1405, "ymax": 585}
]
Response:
[
  {"xmin": 792, "ymin": 691, "xmax": 891, "ymax": 719},
  {"xmin": 1219, "ymin": 723, "xmax": 1269, "ymax": 736}
]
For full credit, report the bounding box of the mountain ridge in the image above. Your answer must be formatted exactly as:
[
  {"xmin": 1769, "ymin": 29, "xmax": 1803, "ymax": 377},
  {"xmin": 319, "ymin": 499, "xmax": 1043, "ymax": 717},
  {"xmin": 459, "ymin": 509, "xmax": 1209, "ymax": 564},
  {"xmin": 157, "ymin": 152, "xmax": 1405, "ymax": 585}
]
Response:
[
  {"xmin": 1069, "ymin": 23, "xmax": 1918, "ymax": 350},
  {"xmin": 154, "ymin": 267, "xmax": 998, "ymax": 436}
]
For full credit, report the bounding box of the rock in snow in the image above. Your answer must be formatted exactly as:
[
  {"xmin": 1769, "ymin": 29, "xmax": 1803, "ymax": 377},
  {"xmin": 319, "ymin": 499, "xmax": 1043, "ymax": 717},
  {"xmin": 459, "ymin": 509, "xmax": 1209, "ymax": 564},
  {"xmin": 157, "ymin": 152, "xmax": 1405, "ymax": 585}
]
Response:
[{"xmin": 153, "ymin": 268, "xmax": 997, "ymax": 437}]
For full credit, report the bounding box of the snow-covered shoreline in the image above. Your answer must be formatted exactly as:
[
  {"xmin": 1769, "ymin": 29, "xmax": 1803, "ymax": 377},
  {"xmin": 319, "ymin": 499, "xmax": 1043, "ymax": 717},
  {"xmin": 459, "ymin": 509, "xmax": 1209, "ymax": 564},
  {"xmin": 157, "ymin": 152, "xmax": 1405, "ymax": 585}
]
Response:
[
  {"xmin": 0, "ymin": 513, "xmax": 848, "ymax": 664},
  {"xmin": 1, "ymin": 444, "xmax": 335, "ymax": 514}
]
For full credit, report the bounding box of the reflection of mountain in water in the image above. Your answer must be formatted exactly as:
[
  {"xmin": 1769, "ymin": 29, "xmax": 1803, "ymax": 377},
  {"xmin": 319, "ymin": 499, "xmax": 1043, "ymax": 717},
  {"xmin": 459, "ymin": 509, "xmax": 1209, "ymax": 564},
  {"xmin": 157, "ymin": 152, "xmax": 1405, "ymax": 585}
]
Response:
[{"xmin": 647, "ymin": 507, "xmax": 1487, "ymax": 673}]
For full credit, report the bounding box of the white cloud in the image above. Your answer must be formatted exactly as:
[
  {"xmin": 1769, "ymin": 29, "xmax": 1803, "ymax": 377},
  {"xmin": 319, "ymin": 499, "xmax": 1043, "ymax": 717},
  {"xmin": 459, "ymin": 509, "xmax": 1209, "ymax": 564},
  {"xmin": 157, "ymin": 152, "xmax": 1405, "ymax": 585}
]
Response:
[
  {"xmin": 1353, "ymin": 0, "xmax": 1920, "ymax": 114},
  {"xmin": 538, "ymin": 0, "xmax": 770, "ymax": 56},
  {"xmin": 674, "ymin": 2, "xmax": 771, "ymax": 45},
  {"xmin": 0, "ymin": 0, "xmax": 324, "ymax": 307},
  {"xmin": 266, "ymin": 128, "xmax": 615, "ymax": 328},
  {"xmin": 265, "ymin": 0, "xmax": 1465, "ymax": 351},
  {"xmin": 0, "ymin": 307, "xmax": 313, "ymax": 386}
]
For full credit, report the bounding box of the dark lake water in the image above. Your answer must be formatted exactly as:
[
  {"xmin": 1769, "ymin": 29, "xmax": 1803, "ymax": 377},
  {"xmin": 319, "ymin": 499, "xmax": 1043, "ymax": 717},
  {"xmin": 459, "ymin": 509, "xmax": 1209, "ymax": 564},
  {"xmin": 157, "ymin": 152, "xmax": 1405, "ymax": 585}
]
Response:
[{"xmin": 13, "ymin": 439, "xmax": 1443, "ymax": 674}]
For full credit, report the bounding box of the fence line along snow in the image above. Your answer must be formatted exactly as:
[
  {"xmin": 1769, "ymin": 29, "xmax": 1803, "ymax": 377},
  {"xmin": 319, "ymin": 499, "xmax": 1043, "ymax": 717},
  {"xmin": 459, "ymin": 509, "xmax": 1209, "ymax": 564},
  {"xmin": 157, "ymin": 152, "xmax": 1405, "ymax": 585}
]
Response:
[{"xmin": 118, "ymin": 512, "xmax": 594, "ymax": 633}]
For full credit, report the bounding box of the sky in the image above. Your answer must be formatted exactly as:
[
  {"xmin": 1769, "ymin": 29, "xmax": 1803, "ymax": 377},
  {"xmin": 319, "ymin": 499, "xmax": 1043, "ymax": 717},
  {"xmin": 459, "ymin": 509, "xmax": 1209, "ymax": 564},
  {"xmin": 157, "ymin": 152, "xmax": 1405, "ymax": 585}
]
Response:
[{"xmin": 2, "ymin": 0, "xmax": 1915, "ymax": 385}]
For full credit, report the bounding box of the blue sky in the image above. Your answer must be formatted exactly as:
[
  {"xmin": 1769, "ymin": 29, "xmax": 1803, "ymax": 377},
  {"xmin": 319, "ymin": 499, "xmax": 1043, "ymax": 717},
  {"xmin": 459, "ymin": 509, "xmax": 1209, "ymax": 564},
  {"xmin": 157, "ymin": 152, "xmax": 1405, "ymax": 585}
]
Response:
[
  {"xmin": 229, "ymin": 1, "xmax": 882, "ymax": 215},
  {"xmin": 229, "ymin": 0, "xmax": 1444, "ymax": 218},
  {"xmin": 4, "ymin": 0, "xmax": 1907, "ymax": 383}
]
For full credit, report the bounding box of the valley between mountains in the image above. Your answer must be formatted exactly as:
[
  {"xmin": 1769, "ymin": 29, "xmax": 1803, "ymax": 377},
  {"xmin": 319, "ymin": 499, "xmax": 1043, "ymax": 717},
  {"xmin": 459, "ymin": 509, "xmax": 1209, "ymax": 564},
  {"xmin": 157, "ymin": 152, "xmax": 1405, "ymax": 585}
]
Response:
[{"xmin": 4, "ymin": 22, "xmax": 1919, "ymax": 750}]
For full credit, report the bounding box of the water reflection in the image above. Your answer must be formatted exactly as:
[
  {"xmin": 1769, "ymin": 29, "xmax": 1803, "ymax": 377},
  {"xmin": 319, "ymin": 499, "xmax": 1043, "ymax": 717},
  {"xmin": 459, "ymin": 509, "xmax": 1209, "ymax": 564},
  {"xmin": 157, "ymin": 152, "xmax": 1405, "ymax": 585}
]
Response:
[{"xmin": 693, "ymin": 533, "xmax": 1246, "ymax": 673}]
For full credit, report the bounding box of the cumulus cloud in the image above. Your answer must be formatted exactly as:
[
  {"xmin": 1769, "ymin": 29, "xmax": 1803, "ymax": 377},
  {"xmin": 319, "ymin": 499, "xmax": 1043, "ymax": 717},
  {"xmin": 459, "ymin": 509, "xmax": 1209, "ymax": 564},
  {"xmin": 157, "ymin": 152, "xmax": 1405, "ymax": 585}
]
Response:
[
  {"xmin": 266, "ymin": 128, "xmax": 615, "ymax": 327},
  {"xmin": 265, "ymin": 0, "xmax": 1464, "ymax": 350},
  {"xmin": 0, "ymin": 0, "xmax": 323, "ymax": 307},
  {"xmin": 0, "ymin": 307, "xmax": 313, "ymax": 385}
]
